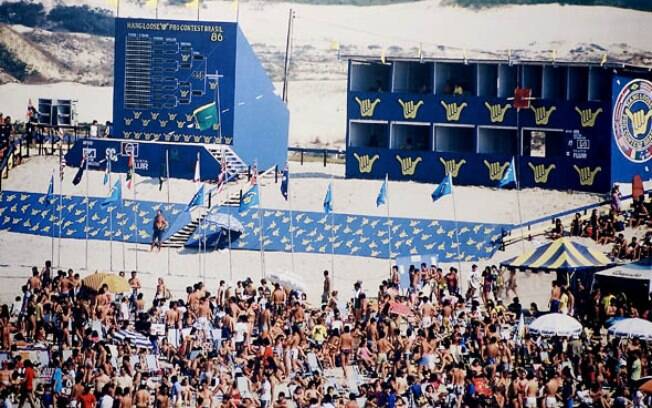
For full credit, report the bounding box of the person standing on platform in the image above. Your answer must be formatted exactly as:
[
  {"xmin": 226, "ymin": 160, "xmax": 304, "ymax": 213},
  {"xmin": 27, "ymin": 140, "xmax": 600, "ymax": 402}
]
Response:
[
  {"xmin": 89, "ymin": 120, "xmax": 98, "ymax": 139},
  {"xmin": 150, "ymin": 209, "xmax": 168, "ymax": 252},
  {"xmin": 321, "ymin": 270, "xmax": 330, "ymax": 304}
]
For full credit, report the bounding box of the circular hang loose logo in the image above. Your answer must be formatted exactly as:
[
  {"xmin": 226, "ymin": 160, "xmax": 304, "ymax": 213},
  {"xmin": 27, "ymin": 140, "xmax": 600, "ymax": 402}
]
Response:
[{"xmin": 613, "ymin": 79, "xmax": 652, "ymax": 163}]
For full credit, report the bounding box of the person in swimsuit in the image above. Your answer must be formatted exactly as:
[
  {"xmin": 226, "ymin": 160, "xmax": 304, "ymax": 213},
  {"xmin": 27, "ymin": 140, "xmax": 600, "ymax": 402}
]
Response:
[{"xmin": 150, "ymin": 209, "xmax": 168, "ymax": 252}]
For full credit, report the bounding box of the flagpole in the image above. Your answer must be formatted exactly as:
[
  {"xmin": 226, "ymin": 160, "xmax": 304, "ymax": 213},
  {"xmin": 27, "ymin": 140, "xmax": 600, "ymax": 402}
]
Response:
[
  {"xmin": 198, "ymin": 214, "xmax": 203, "ymax": 279},
  {"xmin": 109, "ymin": 171, "xmax": 114, "ymax": 272},
  {"xmin": 329, "ymin": 177, "xmax": 335, "ymax": 282},
  {"xmin": 227, "ymin": 205, "xmax": 233, "ymax": 282},
  {"xmin": 223, "ymin": 148, "xmax": 233, "ymax": 282},
  {"xmin": 215, "ymin": 70, "xmax": 223, "ymax": 143},
  {"xmin": 258, "ymin": 165, "xmax": 266, "ymax": 279},
  {"xmin": 198, "ymin": 153, "xmax": 202, "ymax": 280},
  {"xmin": 155, "ymin": 0, "xmax": 159, "ymax": 19},
  {"xmin": 385, "ymin": 174, "xmax": 392, "ymax": 277},
  {"xmin": 450, "ymin": 177, "xmax": 463, "ymax": 288},
  {"xmin": 122, "ymin": 179, "xmax": 126, "ymax": 273},
  {"xmin": 133, "ymin": 172, "xmax": 138, "ymax": 272},
  {"xmin": 288, "ymin": 170, "xmax": 296, "ymax": 278},
  {"xmin": 196, "ymin": 0, "xmax": 200, "ymax": 20},
  {"xmin": 514, "ymin": 160, "xmax": 526, "ymax": 251},
  {"xmin": 85, "ymin": 158, "xmax": 89, "ymax": 271},
  {"xmin": 116, "ymin": 0, "xmax": 120, "ymax": 17},
  {"xmin": 50, "ymin": 170, "xmax": 55, "ymax": 267},
  {"xmin": 166, "ymin": 149, "xmax": 171, "ymax": 276},
  {"xmin": 57, "ymin": 149, "xmax": 64, "ymax": 268}
]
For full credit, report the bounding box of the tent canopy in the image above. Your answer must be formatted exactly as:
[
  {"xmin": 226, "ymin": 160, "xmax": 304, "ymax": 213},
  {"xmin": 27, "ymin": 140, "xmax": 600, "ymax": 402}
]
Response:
[
  {"xmin": 501, "ymin": 238, "xmax": 612, "ymax": 272},
  {"xmin": 594, "ymin": 260, "xmax": 652, "ymax": 293}
]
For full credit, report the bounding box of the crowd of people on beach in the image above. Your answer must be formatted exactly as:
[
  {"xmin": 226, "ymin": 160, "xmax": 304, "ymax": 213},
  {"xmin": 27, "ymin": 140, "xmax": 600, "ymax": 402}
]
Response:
[
  {"xmin": 0, "ymin": 252, "xmax": 649, "ymax": 408},
  {"xmin": 547, "ymin": 188, "xmax": 652, "ymax": 261}
]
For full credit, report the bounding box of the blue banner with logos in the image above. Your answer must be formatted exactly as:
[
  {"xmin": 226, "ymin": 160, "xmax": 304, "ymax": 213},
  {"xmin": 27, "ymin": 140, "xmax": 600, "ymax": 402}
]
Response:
[
  {"xmin": 0, "ymin": 191, "xmax": 508, "ymax": 262},
  {"xmin": 65, "ymin": 138, "xmax": 221, "ymax": 181},
  {"xmin": 347, "ymin": 146, "xmax": 610, "ymax": 192}
]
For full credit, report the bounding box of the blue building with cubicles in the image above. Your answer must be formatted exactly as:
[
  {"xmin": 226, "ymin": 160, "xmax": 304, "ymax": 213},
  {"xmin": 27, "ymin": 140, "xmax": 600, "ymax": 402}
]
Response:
[
  {"xmin": 110, "ymin": 18, "xmax": 288, "ymax": 171},
  {"xmin": 344, "ymin": 55, "xmax": 652, "ymax": 192}
]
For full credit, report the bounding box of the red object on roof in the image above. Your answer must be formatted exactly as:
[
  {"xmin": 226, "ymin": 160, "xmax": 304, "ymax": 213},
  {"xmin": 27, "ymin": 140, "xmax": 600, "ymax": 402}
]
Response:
[{"xmin": 513, "ymin": 88, "xmax": 532, "ymax": 109}]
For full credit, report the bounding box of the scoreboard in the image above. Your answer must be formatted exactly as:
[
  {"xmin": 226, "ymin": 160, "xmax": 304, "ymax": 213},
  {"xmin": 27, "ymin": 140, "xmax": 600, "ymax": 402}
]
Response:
[{"xmin": 113, "ymin": 18, "xmax": 237, "ymax": 145}]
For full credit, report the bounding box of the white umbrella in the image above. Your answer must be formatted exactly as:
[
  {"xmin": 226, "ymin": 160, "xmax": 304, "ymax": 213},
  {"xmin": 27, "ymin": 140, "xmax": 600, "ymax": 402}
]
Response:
[
  {"xmin": 608, "ymin": 318, "xmax": 652, "ymax": 341},
  {"xmin": 528, "ymin": 313, "xmax": 582, "ymax": 337},
  {"xmin": 267, "ymin": 271, "xmax": 307, "ymax": 294}
]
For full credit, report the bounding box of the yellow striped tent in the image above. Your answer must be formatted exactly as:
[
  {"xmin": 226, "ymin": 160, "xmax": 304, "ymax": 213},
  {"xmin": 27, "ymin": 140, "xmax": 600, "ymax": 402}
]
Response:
[{"xmin": 501, "ymin": 238, "xmax": 612, "ymax": 272}]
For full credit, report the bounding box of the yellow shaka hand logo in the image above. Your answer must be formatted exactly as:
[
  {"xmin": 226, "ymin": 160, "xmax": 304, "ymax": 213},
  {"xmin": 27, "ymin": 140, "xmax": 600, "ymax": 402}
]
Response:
[
  {"xmin": 528, "ymin": 163, "xmax": 556, "ymax": 184},
  {"xmin": 441, "ymin": 101, "xmax": 468, "ymax": 122},
  {"xmin": 574, "ymin": 107, "xmax": 603, "ymax": 128},
  {"xmin": 484, "ymin": 102, "xmax": 511, "ymax": 123},
  {"xmin": 353, "ymin": 153, "xmax": 379, "ymax": 173},
  {"xmin": 439, "ymin": 157, "xmax": 466, "ymax": 177},
  {"xmin": 625, "ymin": 108, "xmax": 652, "ymax": 136},
  {"xmin": 355, "ymin": 97, "xmax": 381, "ymax": 118},
  {"xmin": 530, "ymin": 105, "xmax": 556, "ymax": 125},
  {"xmin": 398, "ymin": 99, "xmax": 424, "ymax": 119},
  {"xmin": 396, "ymin": 155, "xmax": 422, "ymax": 176},
  {"xmin": 573, "ymin": 165, "xmax": 602, "ymax": 186},
  {"xmin": 483, "ymin": 160, "xmax": 510, "ymax": 181}
]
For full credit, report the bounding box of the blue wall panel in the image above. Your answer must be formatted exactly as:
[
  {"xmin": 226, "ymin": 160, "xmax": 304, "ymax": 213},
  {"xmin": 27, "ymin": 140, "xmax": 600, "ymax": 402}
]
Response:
[
  {"xmin": 346, "ymin": 86, "xmax": 613, "ymax": 192},
  {"xmin": 233, "ymin": 28, "xmax": 289, "ymax": 170},
  {"xmin": 0, "ymin": 191, "xmax": 508, "ymax": 262}
]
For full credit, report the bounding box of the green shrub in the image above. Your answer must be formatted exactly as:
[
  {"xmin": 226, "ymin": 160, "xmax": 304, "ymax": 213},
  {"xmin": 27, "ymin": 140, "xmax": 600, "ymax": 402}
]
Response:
[
  {"xmin": 0, "ymin": 1, "xmax": 46, "ymax": 27},
  {"xmin": 0, "ymin": 43, "xmax": 31, "ymax": 81},
  {"xmin": 47, "ymin": 5, "xmax": 114, "ymax": 37},
  {"xmin": 443, "ymin": 0, "xmax": 652, "ymax": 12}
]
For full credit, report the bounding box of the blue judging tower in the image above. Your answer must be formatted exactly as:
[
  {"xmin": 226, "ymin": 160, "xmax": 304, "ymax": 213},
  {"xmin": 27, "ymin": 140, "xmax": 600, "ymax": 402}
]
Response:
[
  {"xmin": 109, "ymin": 18, "xmax": 288, "ymax": 172},
  {"xmin": 344, "ymin": 56, "xmax": 652, "ymax": 192}
]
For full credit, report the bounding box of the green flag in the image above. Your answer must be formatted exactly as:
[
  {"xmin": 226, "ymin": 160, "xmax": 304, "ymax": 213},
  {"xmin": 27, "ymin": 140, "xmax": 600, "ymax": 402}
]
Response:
[{"xmin": 193, "ymin": 102, "xmax": 219, "ymax": 131}]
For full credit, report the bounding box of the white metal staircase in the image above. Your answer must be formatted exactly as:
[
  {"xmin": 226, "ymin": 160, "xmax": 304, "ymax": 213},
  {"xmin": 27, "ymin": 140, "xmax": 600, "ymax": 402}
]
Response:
[{"xmin": 161, "ymin": 150, "xmax": 277, "ymax": 248}]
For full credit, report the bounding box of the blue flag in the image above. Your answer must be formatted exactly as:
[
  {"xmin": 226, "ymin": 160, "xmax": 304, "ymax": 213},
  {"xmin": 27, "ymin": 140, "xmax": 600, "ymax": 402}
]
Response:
[
  {"xmin": 186, "ymin": 184, "xmax": 206, "ymax": 211},
  {"xmin": 431, "ymin": 174, "xmax": 453, "ymax": 202},
  {"xmin": 280, "ymin": 166, "xmax": 289, "ymax": 200},
  {"xmin": 72, "ymin": 160, "xmax": 85, "ymax": 186},
  {"xmin": 239, "ymin": 184, "xmax": 260, "ymax": 213},
  {"xmin": 376, "ymin": 176, "xmax": 387, "ymax": 207},
  {"xmin": 103, "ymin": 158, "xmax": 111, "ymax": 186},
  {"xmin": 46, "ymin": 174, "xmax": 54, "ymax": 203},
  {"xmin": 499, "ymin": 157, "xmax": 517, "ymax": 188},
  {"xmin": 323, "ymin": 183, "xmax": 333, "ymax": 214},
  {"xmin": 101, "ymin": 180, "xmax": 122, "ymax": 207}
]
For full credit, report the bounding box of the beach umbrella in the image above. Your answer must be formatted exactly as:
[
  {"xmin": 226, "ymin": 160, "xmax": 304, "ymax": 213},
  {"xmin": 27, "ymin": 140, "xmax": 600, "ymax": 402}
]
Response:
[
  {"xmin": 608, "ymin": 318, "xmax": 652, "ymax": 341},
  {"xmin": 82, "ymin": 272, "xmax": 130, "ymax": 293},
  {"xmin": 640, "ymin": 379, "xmax": 652, "ymax": 394},
  {"xmin": 389, "ymin": 302, "xmax": 412, "ymax": 317},
  {"xmin": 113, "ymin": 329, "xmax": 152, "ymax": 349},
  {"xmin": 528, "ymin": 313, "xmax": 582, "ymax": 337},
  {"xmin": 267, "ymin": 271, "xmax": 307, "ymax": 294},
  {"xmin": 203, "ymin": 213, "xmax": 244, "ymax": 233}
]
